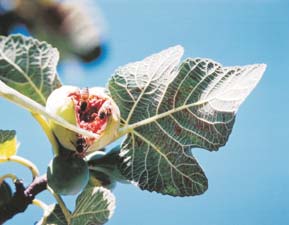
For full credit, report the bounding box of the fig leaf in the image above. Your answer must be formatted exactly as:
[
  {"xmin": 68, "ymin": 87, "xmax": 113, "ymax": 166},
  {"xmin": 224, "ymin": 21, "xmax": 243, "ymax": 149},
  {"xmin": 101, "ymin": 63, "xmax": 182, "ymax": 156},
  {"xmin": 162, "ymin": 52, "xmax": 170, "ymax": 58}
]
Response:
[
  {"xmin": 0, "ymin": 35, "xmax": 61, "ymax": 105},
  {"xmin": 71, "ymin": 186, "xmax": 115, "ymax": 225},
  {"xmin": 108, "ymin": 46, "xmax": 266, "ymax": 196},
  {"xmin": 0, "ymin": 129, "xmax": 17, "ymax": 157}
]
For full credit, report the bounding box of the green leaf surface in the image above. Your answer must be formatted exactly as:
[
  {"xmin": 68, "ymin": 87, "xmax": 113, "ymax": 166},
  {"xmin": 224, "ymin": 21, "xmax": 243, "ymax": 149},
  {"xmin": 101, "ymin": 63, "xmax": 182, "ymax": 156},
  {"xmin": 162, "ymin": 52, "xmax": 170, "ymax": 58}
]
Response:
[
  {"xmin": 108, "ymin": 45, "xmax": 266, "ymax": 196},
  {"xmin": 0, "ymin": 130, "xmax": 15, "ymax": 143},
  {"xmin": 0, "ymin": 129, "xmax": 17, "ymax": 157},
  {"xmin": 38, "ymin": 204, "xmax": 67, "ymax": 225},
  {"xmin": 71, "ymin": 186, "xmax": 115, "ymax": 225},
  {"xmin": 0, "ymin": 34, "xmax": 61, "ymax": 105}
]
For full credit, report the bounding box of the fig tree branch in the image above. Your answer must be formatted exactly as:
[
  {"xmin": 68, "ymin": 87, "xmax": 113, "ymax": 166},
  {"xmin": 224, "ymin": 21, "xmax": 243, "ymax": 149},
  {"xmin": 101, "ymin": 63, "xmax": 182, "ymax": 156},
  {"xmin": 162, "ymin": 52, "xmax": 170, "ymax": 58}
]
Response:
[{"xmin": 0, "ymin": 174, "xmax": 47, "ymax": 225}]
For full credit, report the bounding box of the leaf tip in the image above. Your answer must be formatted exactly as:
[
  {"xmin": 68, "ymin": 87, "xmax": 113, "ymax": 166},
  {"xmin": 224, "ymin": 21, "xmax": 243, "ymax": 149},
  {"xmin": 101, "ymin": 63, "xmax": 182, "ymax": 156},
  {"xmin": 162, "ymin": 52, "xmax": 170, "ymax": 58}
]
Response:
[
  {"xmin": 259, "ymin": 63, "xmax": 267, "ymax": 74},
  {"xmin": 173, "ymin": 44, "xmax": 184, "ymax": 51},
  {"xmin": 169, "ymin": 44, "xmax": 184, "ymax": 56},
  {"xmin": 249, "ymin": 63, "xmax": 267, "ymax": 85}
]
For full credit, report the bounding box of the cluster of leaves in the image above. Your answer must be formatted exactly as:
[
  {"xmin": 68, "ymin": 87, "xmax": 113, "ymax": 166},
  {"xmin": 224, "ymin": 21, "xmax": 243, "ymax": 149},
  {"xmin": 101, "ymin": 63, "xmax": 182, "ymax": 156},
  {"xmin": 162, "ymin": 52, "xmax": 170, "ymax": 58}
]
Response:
[{"xmin": 0, "ymin": 34, "xmax": 265, "ymax": 224}]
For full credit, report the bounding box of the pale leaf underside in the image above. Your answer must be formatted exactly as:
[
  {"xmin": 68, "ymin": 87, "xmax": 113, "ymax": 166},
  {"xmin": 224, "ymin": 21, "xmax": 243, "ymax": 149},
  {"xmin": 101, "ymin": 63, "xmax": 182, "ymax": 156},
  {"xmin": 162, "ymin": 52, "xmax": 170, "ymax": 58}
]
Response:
[
  {"xmin": 0, "ymin": 34, "xmax": 61, "ymax": 105},
  {"xmin": 108, "ymin": 45, "xmax": 266, "ymax": 196},
  {"xmin": 71, "ymin": 186, "xmax": 115, "ymax": 225}
]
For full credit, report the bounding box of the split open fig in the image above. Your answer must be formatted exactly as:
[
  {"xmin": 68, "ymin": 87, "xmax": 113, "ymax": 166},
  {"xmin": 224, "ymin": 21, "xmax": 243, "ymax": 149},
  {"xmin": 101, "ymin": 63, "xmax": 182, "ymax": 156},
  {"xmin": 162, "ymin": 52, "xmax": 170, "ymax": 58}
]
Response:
[{"xmin": 46, "ymin": 86, "xmax": 120, "ymax": 156}]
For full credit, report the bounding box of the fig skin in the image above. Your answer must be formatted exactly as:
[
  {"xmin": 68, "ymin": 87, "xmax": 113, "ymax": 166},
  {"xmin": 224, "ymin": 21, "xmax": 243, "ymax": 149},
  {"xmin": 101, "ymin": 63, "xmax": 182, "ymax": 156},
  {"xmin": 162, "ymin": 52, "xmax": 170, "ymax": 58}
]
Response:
[
  {"xmin": 46, "ymin": 85, "xmax": 79, "ymax": 151},
  {"xmin": 47, "ymin": 154, "xmax": 89, "ymax": 195}
]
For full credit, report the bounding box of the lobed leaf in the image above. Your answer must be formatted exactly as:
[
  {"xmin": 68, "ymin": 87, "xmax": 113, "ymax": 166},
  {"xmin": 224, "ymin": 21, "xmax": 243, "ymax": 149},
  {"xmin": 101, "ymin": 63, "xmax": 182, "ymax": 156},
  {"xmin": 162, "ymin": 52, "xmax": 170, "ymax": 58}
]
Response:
[
  {"xmin": 0, "ymin": 34, "xmax": 61, "ymax": 105},
  {"xmin": 71, "ymin": 186, "xmax": 115, "ymax": 225},
  {"xmin": 108, "ymin": 46, "xmax": 266, "ymax": 196},
  {"xmin": 0, "ymin": 129, "xmax": 17, "ymax": 157}
]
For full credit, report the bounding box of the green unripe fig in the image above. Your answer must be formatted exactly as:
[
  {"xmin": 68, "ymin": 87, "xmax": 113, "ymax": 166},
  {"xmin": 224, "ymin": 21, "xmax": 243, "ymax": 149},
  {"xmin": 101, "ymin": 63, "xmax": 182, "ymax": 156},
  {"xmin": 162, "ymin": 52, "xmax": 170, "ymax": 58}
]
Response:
[
  {"xmin": 0, "ymin": 181, "xmax": 12, "ymax": 206},
  {"xmin": 47, "ymin": 155, "xmax": 89, "ymax": 195}
]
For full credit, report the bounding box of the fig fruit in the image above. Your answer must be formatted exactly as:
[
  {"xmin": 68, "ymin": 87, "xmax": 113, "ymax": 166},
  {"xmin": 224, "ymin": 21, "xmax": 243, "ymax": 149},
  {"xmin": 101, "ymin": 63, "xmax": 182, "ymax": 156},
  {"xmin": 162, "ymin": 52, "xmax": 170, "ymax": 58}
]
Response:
[
  {"xmin": 47, "ymin": 155, "xmax": 89, "ymax": 195},
  {"xmin": 46, "ymin": 86, "xmax": 120, "ymax": 156}
]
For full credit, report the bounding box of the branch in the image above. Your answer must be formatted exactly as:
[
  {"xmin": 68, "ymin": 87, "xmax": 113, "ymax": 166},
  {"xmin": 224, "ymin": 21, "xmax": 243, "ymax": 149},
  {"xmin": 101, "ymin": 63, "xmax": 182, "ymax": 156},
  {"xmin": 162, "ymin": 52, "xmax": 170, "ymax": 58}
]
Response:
[{"xmin": 0, "ymin": 174, "xmax": 47, "ymax": 225}]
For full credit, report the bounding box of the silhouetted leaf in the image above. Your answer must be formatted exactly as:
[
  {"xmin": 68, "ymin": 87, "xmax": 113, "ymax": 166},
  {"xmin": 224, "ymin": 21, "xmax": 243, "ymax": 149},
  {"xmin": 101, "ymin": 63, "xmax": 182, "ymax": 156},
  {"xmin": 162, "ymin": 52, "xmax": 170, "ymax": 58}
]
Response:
[{"xmin": 88, "ymin": 146, "xmax": 128, "ymax": 188}]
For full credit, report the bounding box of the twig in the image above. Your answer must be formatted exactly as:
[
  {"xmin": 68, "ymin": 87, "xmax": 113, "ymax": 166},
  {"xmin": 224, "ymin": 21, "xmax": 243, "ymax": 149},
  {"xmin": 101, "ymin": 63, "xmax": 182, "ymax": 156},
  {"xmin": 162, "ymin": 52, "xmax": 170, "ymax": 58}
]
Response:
[{"xmin": 0, "ymin": 174, "xmax": 47, "ymax": 225}]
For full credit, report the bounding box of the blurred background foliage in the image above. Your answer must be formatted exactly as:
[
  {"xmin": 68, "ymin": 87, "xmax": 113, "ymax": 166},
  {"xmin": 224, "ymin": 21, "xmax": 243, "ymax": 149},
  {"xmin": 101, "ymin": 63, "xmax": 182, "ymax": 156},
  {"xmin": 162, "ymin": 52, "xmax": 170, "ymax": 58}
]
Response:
[{"xmin": 0, "ymin": 0, "xmax": 106, "ymax": 62}]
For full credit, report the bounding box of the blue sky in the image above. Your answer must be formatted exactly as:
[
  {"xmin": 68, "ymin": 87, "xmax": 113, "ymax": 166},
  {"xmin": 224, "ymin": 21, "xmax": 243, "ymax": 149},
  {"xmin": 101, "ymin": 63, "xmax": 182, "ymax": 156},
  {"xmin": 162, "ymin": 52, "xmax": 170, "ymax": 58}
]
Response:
[{"xmin": 1, "ymin": 0, "xmax": 289, "ymax": 224}]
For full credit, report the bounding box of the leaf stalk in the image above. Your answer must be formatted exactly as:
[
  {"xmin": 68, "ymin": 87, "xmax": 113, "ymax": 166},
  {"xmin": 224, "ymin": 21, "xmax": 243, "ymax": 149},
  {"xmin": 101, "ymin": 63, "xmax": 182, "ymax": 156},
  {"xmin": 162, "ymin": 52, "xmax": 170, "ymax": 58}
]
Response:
[
  {"xmin": 47, "ymin": 186, "xmax": 71, "ymax": 224},
  {"xmin": 0, "ymin": 155, "xmax": 39, "ymax": 179},
  {"xmin": 32, "ymin": 199, "xmax": 49, "ymax": 211},
  {"xmin": 31, "ymin": 112, "xmax": 59, "ymax": 156},
  {"xmin": 0, "ymin": 173, "xmax": 18, "ymax": 183}
]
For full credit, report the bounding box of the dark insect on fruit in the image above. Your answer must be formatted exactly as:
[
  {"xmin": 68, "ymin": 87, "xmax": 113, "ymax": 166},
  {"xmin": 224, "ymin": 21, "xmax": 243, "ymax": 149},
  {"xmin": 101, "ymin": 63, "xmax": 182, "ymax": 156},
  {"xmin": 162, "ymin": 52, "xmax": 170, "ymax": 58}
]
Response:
[
  {"xmin": 80, "ymin": 87, "xmax": 89, "ymax": 101},
  {"xmin": 80, "ymin": 101, "xmax": 87, "ymax": 112},
  {"xmin": 79, "ymin": 87, "xmax": 89, "ymax": 112},
  {"xmin": 75, "ymin": 136, "xmax": 88, "ymax": 154},
  {"xmin": 98, "ymin": 110, "xmax": 106, "ymax": 119},
  {"xmin": 98, "ymin": 102, "xmax": 112, "ymax": 120}
]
